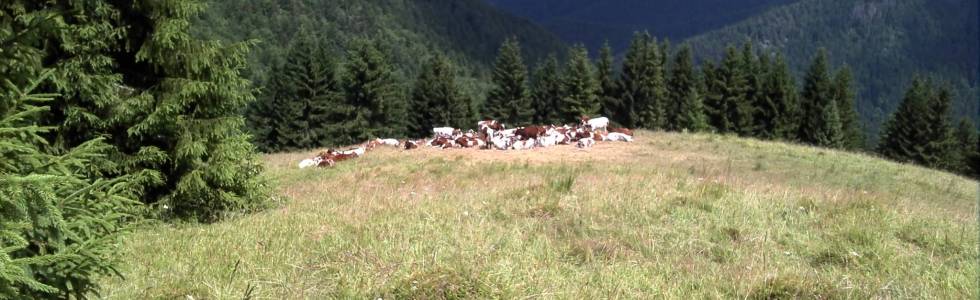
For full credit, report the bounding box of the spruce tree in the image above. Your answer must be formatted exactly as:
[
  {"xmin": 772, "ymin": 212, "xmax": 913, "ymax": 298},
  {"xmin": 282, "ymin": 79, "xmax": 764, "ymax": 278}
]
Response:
[
  {"xmin": 705, "ymin": 46, "xmax": 750, "ymax": 134},
  {"xmin": 0, "ymin": 71, "xmax": 140, "ymax": 298},
  {"xmin": 668, "ymin": 44, "xmax": 698, "ymax": 131},
  {"xmin": 878, "ymin": 78, "xmax": 939, "ymax": 166},
  {"xmin": 675, "ymin": 85, "xmax": 710, "ymax": 132},
  {"xmin": 616, "ymin": 32, "xmax": 654, "ymax": 129},
  {"xmin": 485, "ymin": 37, "xmax": 533, "ymax": 126},
  {"xmin": 741, "ymin": 42, "xmax": 764, "ymax": 137},
  {"xmin": 5, "ymin": 0, "xmax": 274, "ymax": 221},
  {"xmin": 952, "ymin": 119, "xmax": 979, "ymax": 177},
  {"xmin": 343, "ymin": 39, "xmax": 406, "ymax": 141},
  {"xmin": 250, "ymin": 31, "xmax": 344, "ymax": 151},
  {"xmin": 922, "ymin": 87, "xmax": 957, "ymax": 169},
  {"xmin": 799, "ymin": 49, "xmax": 837, "ymax": 146},
  {"xmin": 766, "ymin": 54, "xmax": 801, "ymax": 141},
  {"xmin": 559, "ymin": 45, "xmax": 600, "ymax": 122},
  {"xmin": 531, "ymin": 54, "xmax": 563, "ymax": 125},
  {"xmin": 814, "ymin": 99, "xmax": 845, "ymax": 148},
  {"xmin": 596, "ymin": 42, "xmax": 620, "ymax": 121},
  {"xmin": 637, "ymin": 38, "xmax": 669, "ymax": 129},
  {"xmin": 832, "ymin": 67, "xmax": 865, "ymax": 150},
  {"xmin": 409, "ymin": 55, "xmax": 472, "ymax": 137}
]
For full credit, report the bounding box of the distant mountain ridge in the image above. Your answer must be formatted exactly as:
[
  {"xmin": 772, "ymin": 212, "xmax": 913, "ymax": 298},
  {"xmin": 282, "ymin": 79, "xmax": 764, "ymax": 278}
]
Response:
[{"xmin": 483, "ymin": 0, "xmax": 799, "ymax": 50}]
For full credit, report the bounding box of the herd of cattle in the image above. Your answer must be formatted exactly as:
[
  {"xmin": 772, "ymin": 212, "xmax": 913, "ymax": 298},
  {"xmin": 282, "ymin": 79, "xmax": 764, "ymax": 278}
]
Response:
[{"xmin": 298, "ymin": 116, "xmax": 634, "ymax": 169}]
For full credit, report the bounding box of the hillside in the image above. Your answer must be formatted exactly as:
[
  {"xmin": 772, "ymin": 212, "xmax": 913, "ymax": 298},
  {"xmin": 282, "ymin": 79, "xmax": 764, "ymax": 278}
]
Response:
[
  {"xmin": 483, "ymin": 0, "xmax": 798, "ymax": 51},
  {"xmin": 194, "ymin": 0, "xmax": 567, "ymax": 85},
  {"xmin": 685, "ymin": 0, "xmax": 979, "ymax": 141},
  {"xmin": 99, "ymin": 132, "xmax": 977, "ymax": 298}
]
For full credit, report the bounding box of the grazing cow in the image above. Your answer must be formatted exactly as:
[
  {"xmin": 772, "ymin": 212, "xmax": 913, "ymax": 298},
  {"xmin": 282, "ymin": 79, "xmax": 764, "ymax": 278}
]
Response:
[
  {"xmin": 577, "ymin": 138, "xmax": 596, "ymax": 149},
  {"xmin": 607, "ymin": 132, "xmax": 634, "ymax": 142},
  {"xmin": 433, "ymin": 127, "xmax": 455, "ymax": 138},
  {"xmin": 581, "ymin": 116, "xmax": 610, "ymax": 131},
  {"xmin": 609, "ymin": 127, "xmax": 633, "ymax": 136}
]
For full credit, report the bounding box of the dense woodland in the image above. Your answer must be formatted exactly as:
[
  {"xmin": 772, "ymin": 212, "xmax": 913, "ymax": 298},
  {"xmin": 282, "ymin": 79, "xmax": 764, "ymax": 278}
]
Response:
[
  {"xmin": 484, "ymin": 0, "xmax": 797, "ymax": 50},
  {"xmin": 688, "ymin": 0, "xmax": 978, "ymax": 142},
  {"xmin": 1, "ymin": 0, "xmax": 977, "ymax": 298}
]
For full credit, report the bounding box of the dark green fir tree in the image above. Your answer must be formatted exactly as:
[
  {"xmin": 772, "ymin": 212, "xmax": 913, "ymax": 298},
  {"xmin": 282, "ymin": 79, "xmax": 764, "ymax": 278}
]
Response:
[
  {"xmin": 484, "ymin": 37, "xmax": 533, "ymax": 126},
  {"xmin": 409, "ymin": 54, "xmax": 472, "ymax": 137}
]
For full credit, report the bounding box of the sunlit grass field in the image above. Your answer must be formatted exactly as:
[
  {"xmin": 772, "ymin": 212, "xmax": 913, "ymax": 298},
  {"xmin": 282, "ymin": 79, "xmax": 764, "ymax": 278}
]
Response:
[{"xmin": 100, "ymin": 131, "xmax": 977, "ymax": 299}]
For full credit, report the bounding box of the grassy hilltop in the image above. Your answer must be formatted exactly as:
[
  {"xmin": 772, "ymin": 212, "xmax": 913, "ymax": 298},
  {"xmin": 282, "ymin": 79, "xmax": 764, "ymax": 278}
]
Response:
[{"xmin": 100, "ymin": 131, "xmax": 976, "ymax": 298}]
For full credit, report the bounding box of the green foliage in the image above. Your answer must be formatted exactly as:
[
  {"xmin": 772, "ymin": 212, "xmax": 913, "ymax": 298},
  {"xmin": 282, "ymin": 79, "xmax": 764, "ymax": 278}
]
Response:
[
  {"xmin": 636, "ymin": 38, "xmax": 669, "ymax": 130},
  {"xmin": 798, "ymin": 50, "xmax": 838, "ymax": 147},
  {"xmin": 764, "ymin": 54, "xmax": 802, "ymax": 141},
  {"xmin": 596, "ymin": 42, "xmax": 619, "ymax": 122},
  {"xmin": 248, "ymin": 31, "xmax": 345, "ymax": 151},
  {"xmin": 814, "ymin": 100, "xmax": 844, "ymax": 149},
  {"xmin": 484, "ymin": 37, "xmax": 533, "ymax": 126},
  {"xmin": 614, "ymin": 32, "xmax": 654, "ymax": 128},
  {"xmin": 615, "ymin": 32, "xmax": 669, "ymax": 129},
  {"xmin": 951, "ymin": 119, "xmax": 979, "ymax": 177},
  {"xmin": 559, "ymin": 45, "xmax": 600, "ymax": 122},
  {"xmin": 667, "ymin": 45, "xmax": 699, "ymax": 131},
  {"xmin": 342, "ymin": 39, "xmax": 407, "ymax": 140},
  {"xmin": 877, "ymin": 79, "xmax": 957, "ymax": 170},
  {"xmin": 688, "ymin": 0, "xmax": 978, "ymax": 141},
  {"xmin": 0, "ymin": 72, "xmax": 140, "ymax": 299},
  {"xmin": 675, "ymin": 86, "xmax": 710, "ymax": 132},
  {"xmin": 194, "ymin": 0, "xmax": 566, "ymax": 86},
  {"xmin": 6, "ymin": 0, "xmax": 270, "ymax": 222},
  {"xmin": 410, "ymin": 55, "xmax": 473, "ymax": 137},
  {"xmin": 704, "ymin": 46, "xmax": 751, "ymax": 134},
  {"xmin": 833, "ymin": 67, "xmax": 865, "ymax": 150},
  {"xmin": 531, "ymin": 54, "xmax": 563, "ymax": 125}
]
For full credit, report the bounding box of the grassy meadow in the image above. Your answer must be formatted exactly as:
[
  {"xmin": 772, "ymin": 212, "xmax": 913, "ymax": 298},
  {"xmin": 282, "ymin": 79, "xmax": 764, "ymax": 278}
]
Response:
[{"xmin": 99, "ymin": 131, "xmax": 977, "ymax": 299}]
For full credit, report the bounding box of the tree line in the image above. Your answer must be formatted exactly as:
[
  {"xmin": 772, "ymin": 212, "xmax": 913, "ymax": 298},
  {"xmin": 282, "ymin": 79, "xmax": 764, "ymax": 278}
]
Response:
[{"xmin": 250, "ymin": 32, "xmax": 978, "ymax": 178}]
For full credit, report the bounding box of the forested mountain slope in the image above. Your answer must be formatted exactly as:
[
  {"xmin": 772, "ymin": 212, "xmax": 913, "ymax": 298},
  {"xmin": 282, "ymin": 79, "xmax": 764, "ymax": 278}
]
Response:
[
  {"xmin": 686, "ymin": 0, "xmax": 978, "ymax": 140},
  {"xmin": 194, "ymin": 0, "xmax": 567, "ymax": 85},
  {"xmin": 483, "ymin": 0, "xmax": 798, "ymax": 51}
]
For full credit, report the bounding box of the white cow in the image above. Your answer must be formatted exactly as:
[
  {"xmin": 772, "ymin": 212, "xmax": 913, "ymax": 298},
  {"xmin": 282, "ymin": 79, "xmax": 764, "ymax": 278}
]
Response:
[
  {"xmin": 536, "ymin": 134, "xmax": 559, "ymax": 148},
  {"xmin": 378, "ymin": 138, "xmax": 400, "ymax": 147},
  {"xmin": 491, "ymin": 136, "xmax": 511, "ymax": 150},
  {"xmin": 607, "ymin": 132, "xmax": 634, "ymax": 142},
  {"xmin": 433, "ymin": 127, "xmax": 455, "ymax": 138},
  {"xmin": 339, "ymin": 147, "xmax": 366, "ymax": 157},
  {"xmin": 298, "ymin": 157, "xmax": 322, "ymax": 169},
  {"xmin": 512, "ymin": 138, "xmax": 536, "ymax": 150},
  {"xmin": 576, "ymin": 138, "xmax": 596, "ymax": 149},
  {"xmin": 584, "ymin": 117, "xmax": 609, "ymax": 131}
]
